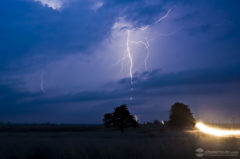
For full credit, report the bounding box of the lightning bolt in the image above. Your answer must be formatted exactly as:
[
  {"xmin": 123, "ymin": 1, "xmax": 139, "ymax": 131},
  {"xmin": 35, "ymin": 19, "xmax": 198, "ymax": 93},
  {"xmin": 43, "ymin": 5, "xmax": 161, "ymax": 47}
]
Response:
[
  {"xmin": 126, "ymin": 30, "xmax": 151, "ymax": 102},
  {"xmin": 154, "ymin": 8, "xmax": 173, "ymax": 24},
  {"xmin": 115, "ymin": 8, "xmax": 175, "ymax": 103},
  {"xmin": 128, "ymin": 39, "xmax": 150, "ymax": 71},
  {"xmin": 126, "ymin": 32, "xmax": 151, "ymax": 85},
  {"xmin": 126, "ymin": 30, "xmax": 134, "ymax": 85},
  {"xmin": 125, "ymin": 8, "xmax": 173, "ymax": 86},
  {"xmin": 40, "ymin": 72, "xmax": 45, "ymax": 93}
]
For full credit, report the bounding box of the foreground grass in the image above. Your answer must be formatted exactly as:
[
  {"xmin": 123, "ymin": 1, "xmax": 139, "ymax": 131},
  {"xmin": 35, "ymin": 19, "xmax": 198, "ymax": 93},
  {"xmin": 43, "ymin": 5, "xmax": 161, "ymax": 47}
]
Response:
[{"xmin": 0, "ymin": 125, "xmax": 239, "ymax": 159}]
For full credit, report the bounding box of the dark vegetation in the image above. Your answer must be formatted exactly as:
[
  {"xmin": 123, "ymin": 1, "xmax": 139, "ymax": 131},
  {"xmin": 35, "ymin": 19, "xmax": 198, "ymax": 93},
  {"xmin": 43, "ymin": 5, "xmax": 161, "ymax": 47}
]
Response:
[
  {"xmin": 168, "ymin": 102, "xmax": 196, "ymax": 129},
  {"xmin": 103, "ymin": 104, "xmax": 139, "ymax": 132},
  {"xmin": 0, "ymin": 124, "xmax": 101, "ymax": 132},
  {"xmin": 0, "ymin": 103, "xmax": 239, "ymax": 159},
  {"xmin": 0, "ymin": 102, "xmax": 194, "ymax": 132},
  {"xmin": 0, "ymin": 125, "xmax": 239, "ymax": 159},
  {"xmin": 103, "ymin": 103, "xmax": 196, "ymax": 132}
]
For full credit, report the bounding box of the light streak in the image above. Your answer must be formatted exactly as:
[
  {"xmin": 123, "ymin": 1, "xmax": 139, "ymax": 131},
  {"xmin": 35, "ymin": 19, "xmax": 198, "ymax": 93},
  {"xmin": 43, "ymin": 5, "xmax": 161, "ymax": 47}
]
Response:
[
  {"xmin": 40, "ymin": 72, "xmax": 45, "ymax": 93},
  {"xmin": 196, "ymin": 122, "xmax": 240, "ymax": 137}
]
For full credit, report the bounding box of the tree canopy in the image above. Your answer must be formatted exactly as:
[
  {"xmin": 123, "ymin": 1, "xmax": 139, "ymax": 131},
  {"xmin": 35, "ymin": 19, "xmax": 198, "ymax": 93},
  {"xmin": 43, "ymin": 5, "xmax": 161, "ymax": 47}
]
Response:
[
  {"xmin": 103, "ymin": 105, "xmax": 138, "ymax": 132},
  {"xmin": 168, "ymin": 102, "xmax": 196, "ymax": 129}
]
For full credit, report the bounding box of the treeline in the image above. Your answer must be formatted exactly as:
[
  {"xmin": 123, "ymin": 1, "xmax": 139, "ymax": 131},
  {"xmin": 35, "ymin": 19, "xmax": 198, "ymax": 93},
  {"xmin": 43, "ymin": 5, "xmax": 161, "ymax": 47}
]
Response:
[
  {"xmin": 103, "ymin": 102, "xmax": 196, "ymax": 132},
  {"xmin": 0, "ymin": 102, "xmax": 196, "ymax": 132}
]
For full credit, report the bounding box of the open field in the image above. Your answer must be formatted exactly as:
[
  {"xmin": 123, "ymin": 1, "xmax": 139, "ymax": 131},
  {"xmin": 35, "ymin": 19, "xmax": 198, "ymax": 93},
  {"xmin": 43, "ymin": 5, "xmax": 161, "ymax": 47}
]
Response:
[{"xmin": 0, "ymin": 125, "xmax": 239, "ymax": 159}]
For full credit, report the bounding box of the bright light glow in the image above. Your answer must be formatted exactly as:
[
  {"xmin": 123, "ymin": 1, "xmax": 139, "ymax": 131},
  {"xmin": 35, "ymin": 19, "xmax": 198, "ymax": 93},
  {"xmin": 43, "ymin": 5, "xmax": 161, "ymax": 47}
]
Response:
[
  {"xmin": 161, "ymin": 120, "xmax": 165, "ymax": 125},
  {"xmin": 134, "ymin": 114, "xmax": 138, "ymax": 122},
  {"xmin": 196, "ymin": 122, "xmax": 240, "ymax": 137}
]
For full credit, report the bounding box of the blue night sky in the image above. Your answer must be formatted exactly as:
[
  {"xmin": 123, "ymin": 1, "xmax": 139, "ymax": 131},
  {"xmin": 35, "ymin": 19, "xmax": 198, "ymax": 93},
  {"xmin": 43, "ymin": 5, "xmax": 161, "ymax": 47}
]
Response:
[{"xmin": 0, "ymin": 0, "xmax": 240, "ymax": 123}]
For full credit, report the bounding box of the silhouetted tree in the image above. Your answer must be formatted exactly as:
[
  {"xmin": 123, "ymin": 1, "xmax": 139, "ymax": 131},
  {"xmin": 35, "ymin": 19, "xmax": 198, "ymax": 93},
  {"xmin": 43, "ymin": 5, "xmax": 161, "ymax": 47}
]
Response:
[
  {"xmin": 168, "ymin": 102, "xmax": 195, "ymax": 129},
  {"xmin": 103, "ymin": 105, "xmax": 139, "ymax": 132},
  {"xmin": 103, "ymin": 113, "xmax": 113, "ymax": 128}
]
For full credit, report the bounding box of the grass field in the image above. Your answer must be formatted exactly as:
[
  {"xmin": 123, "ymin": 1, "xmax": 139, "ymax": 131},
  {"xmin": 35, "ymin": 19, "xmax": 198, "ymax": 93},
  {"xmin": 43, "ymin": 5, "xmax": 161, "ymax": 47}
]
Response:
[{"xmin": 0, "ymin": 125, "xmax": 239, "ymax": 159}]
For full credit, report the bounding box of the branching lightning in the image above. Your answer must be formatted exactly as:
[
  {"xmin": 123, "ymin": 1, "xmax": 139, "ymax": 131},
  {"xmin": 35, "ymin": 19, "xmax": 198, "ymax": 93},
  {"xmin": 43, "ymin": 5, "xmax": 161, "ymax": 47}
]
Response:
[
  {"xmin": 126, "ymin": 30, "xmax": 151, "ymax": 85},
  {"xmin": 128, "ymin": 39, "xmax": 150, "ymax": 71},
  {"xmin": 124, "ymin": 8, "xmax": 173, "ymax": 87}
]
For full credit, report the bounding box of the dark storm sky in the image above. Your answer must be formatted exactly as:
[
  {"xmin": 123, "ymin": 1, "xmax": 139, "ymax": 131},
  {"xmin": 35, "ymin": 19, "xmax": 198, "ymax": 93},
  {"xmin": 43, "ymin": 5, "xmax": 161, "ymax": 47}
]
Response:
[{"xmin": 0, "ymin": 0, "xmax": 240, "ymax": 123}]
